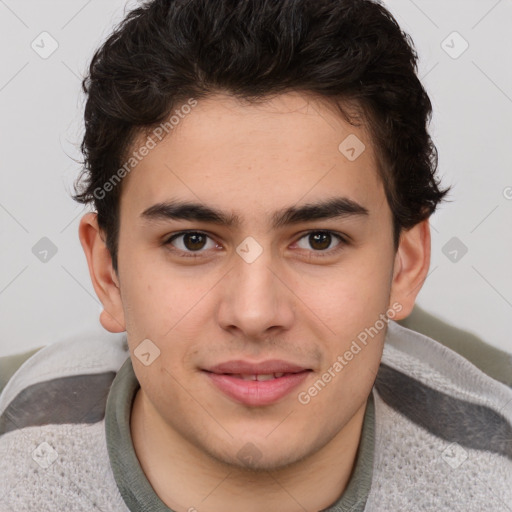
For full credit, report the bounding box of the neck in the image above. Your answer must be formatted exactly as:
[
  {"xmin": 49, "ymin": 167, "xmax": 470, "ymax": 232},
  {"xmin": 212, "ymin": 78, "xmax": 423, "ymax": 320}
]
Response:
[{"xmin": 130, "ymin": 389, "xmax": 367, "ymax": 512}]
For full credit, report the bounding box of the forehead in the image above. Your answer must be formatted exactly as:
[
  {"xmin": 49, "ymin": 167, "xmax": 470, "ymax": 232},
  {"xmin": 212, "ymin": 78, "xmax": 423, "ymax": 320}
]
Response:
[{"xmin": 119, "ymin": 92, "xmax": 386, "ymax": 224}]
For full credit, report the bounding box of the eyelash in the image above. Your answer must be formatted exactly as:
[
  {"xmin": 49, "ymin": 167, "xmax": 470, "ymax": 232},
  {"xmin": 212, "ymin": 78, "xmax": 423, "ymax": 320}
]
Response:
[{"xmin": 163, "ymin": 230, "xmax": 349, "ymax": 259}]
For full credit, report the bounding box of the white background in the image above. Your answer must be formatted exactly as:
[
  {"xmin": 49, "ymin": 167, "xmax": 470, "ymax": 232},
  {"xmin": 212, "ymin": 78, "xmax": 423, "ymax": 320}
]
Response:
[{"xmin": 0, "ymin": 0, "xmax": 511, "ymax": 356}]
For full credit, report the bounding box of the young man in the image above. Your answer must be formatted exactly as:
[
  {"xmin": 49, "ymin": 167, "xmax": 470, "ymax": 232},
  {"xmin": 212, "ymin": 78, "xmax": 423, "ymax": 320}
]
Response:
[{"xmin": 1, "ymin": 0, "xmax": 511, "ymax": 510}]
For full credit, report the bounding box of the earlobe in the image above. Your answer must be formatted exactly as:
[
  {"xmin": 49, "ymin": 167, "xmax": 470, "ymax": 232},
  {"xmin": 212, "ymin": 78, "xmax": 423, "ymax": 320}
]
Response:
[
  {"xmin": 388, "ymin": 219, "xmax": 431, "ymax": 320},
  {"xmin": 78, "ymin": 212, "xmax": 126, "ymax": 333}
]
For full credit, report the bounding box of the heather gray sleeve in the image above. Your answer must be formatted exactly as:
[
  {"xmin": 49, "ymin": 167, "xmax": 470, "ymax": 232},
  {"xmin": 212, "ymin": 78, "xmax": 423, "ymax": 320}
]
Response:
[{"xmin": 398, "ymin": 306, "xmax": 512, "ymax": 387}]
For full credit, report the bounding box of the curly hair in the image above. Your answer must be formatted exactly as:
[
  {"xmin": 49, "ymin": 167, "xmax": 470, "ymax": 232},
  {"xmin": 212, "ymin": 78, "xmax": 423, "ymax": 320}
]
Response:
[{"xmin": 72, "ymin": 0, "xmax": 450, "ymax": 274}]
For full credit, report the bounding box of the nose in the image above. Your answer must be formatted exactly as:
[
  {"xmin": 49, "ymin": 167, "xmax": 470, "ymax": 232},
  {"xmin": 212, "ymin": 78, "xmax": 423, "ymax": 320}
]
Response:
[{"xmin": 216, "ymin": 244, "xmax": 296, "ymax": 340}]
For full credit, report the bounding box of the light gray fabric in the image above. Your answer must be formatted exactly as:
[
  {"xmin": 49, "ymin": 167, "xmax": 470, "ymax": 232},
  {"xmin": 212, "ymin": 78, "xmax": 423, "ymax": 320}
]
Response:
[
  {"xmin": 398, "ymin": 305, "xmax": 512, "ymax": 387},
  {"xmin": 366, "ymin": 322, "xmax": 512, "ymax": 511}
]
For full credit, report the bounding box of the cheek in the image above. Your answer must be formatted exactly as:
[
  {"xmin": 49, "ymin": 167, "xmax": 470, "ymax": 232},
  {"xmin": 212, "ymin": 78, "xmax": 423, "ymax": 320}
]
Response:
[
  {"xmin": 120, "ymin": 256, "xmax": 207, "ymax": 339},
  {"xmin": 132, "ymin": 363, "xmax": 197, "ymax": 428},
  {"xmin": 299, "ymin": 256, "xmax": 392, "ymax": 337}
]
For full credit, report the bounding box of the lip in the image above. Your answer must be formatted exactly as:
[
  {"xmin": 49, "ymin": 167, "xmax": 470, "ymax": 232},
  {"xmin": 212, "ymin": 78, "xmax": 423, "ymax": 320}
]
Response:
[
  {"xmin": 202, "ymin": 359, "xmax": 312, "ymax": 406},
  {"xmin": 205, "ymin": 359, "xmax": 309, "ymax": 375}
]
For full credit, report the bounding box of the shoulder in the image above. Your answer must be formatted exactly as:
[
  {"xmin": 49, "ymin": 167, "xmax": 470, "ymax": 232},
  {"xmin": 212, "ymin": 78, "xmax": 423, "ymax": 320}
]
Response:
[
  {"xmin": 368, "ymin": 321, "xmax": 512, "ymax": 510},
  {"xmin": 0, "ymin": 331, "xmax": 130, "ymax": 434},
  {"xmin": 0, "ymin": 332, "xmax": 130, "ymax": 511},
  {"xmin": 397, "ymin": 306, "xmax": 512, "ymax": 387},
  {"xmin": 378, "ymin": 321, "xmax": 512, "ymax": 445},
  {"xmin": 380, "ymin": 320, "xmax": 512, "ymax": 405}
]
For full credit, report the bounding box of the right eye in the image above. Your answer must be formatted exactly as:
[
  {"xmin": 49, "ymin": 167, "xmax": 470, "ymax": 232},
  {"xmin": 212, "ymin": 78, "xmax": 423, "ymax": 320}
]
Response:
[{"xmin": 163, "ymin": 231, "xmax": 221, "ymax": 258}]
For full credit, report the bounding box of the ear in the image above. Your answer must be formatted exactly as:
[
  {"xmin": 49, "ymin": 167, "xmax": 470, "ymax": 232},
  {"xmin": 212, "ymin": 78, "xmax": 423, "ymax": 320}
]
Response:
[
  {"xmin": 78, "ymin": 212, "xmax": 126, "ymax": 333},
  {"xmin": 388, "ymin": 218, "xmax": 431, "ymax": 320}
]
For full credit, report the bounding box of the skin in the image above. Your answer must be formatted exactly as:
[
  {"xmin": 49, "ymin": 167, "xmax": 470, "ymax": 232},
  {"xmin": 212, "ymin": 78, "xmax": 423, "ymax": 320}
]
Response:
[{"xmin": 79, "ymin": 91, "xmax": 430, "ymax": 512}]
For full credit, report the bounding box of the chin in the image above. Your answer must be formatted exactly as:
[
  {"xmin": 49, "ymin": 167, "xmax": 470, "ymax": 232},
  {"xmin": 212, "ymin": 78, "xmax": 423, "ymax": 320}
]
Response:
[{"xmin": 204, "ymin": 436, "xmax": 312, "ymax": 473}]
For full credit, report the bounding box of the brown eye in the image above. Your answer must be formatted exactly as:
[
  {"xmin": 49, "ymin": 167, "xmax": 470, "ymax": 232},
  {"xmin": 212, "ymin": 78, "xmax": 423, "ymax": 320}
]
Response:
[
  {"xmin": 296, "ymin": 231, "xmax": 344, "ymax": 252},
  {"xmin": 182, "ymin": 233, "xmax": 207, "ymax": 251},
  {"xmin": 309, "ymin": 232, "xmax": 332, "ymax": 250},
  {"xmin": 165, "ymin": 231, "xmax": 218, "ymax": 255}
]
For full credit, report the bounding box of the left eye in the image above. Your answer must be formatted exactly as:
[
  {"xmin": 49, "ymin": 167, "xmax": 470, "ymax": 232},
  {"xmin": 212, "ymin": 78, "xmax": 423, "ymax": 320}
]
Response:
[{"xmin": 295, "ymin": 231, "xmax": 345, "ymax": 252}]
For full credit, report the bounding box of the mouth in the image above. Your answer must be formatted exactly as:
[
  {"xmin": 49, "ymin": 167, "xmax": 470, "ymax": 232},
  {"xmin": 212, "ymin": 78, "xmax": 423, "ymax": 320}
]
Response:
[
  {"xmin": 201, "ymin": 362, "xmax": 312, "ymax": 406},
  {"xmin": 212, "ymin": 372, "xmax": 301, "ymax": 381}
]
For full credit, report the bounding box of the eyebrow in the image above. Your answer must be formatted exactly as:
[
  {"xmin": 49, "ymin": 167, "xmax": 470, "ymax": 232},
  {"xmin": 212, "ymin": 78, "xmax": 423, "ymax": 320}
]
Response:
[{"xmin": 140, "ymin": 197, "xmax": 370, "ymax": 230}]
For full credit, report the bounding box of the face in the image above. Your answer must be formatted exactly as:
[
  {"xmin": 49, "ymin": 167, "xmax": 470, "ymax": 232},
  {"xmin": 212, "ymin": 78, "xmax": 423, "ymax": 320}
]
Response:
[{"xmin": 80, "ymin": 91, "xmax": 429, "ymax": 471}]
